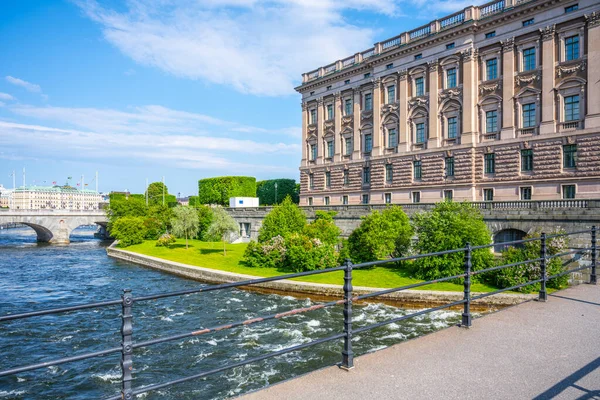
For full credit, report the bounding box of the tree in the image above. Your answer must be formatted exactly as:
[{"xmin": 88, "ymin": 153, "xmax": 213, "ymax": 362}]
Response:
[
  {"xmin": 196, "ymin": 205, "xmax": 214, "ymax": 240},
  {"xmin": 171, "ymin": 206, "xmax": 199, "ymax": 249},
  {"xmin": 111, "ymin": 216, "xmax": 147, "ymax": 247},
  {"xmin": 146, "ymin": 182, "xmax": 169, "ymax": 206},
  {"xmin": 256, "ymin": 179, "xmax": 299, "ymax": 205},
  {"xmin": 412, "ymin": 201, "xmax": 494, "ymax": 282},
  {"xmin": 347, "ymin": 206, "xmax": 413, "ymax": 263},
  {"xmin": 303, "ymin": 211, "xmax": 341, "ymax": 245},
  {"xmin": 198, "ymin": 176, "xmax": 256, "ymax": 206},
  {"xmin": 258, "ymin": 196, "xmax": 306, "ymax": 242},
  {"xmin": 205, "ymin": 206, "xmax": 239, "ymax": 255},
  {"xmin": 106, "ymin": 196, "xmax": 147, "ymax": 233}
]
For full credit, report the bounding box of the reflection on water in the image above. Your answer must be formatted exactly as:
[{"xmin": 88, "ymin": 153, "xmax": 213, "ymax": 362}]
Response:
[{"xmin": 0, "ymin": 227, "xmax": 460, "ymax": 399}]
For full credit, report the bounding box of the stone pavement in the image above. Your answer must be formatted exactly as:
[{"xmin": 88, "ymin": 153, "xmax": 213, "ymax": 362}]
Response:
[{"xmin": 240, "ymin": 284, "xmax": 600, "ymax": 400}]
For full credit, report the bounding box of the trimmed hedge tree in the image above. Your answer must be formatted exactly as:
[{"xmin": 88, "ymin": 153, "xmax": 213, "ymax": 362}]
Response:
[
  {"xmin": 198, "ymin": 176, "xmax": 256, "ymax": 206},
  {"xmin": 256, "ymin": 179, "xmax": 299, "ymax": 205}
]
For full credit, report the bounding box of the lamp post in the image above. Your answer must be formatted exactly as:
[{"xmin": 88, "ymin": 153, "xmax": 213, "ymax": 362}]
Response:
[{"xmin": 275, "ymin": 182, "xmax": 278, "ymax": 205}]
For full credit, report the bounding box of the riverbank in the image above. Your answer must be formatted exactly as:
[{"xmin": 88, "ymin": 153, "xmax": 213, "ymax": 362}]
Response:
[{"xmin": 107, "ymin": 240, "xmax": 536, "ymax": 308}]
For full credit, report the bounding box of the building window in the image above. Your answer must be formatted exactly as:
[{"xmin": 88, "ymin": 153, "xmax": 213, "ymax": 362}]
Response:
[
  {"xmin": 522, "ymin": 103, "xmax": 536, "ymax": 128},
  {"xmin": 521, "ymin": 149, "xmax": 533, "ymax": 171},
  {"xmin": 484, "ymin": 153, "xmax": 495, "ymax": 174},
  {"xmin": 308, "ymin": 197, "xmax": 313, "ymax": 206},
  {"xmin": 564, "ymin": 95, "xmax": 580, "ymax": 121},
  {"xmin": 414, "ymin": 160, "xmax": 422, "ymax": 179},
  {"xmin": 445, "ymin": 157, "xmax": 455, "ymax": 177},
  {"xmin": 345, "ymin": 99, "xmax": 353, "ymax": 116},
  {"xmin": 326, "ymin": 104, "xmax": 334, "ymax": 120},
  {"xmin": 446, "ymin": 68, "xmax": 457, "ymax": 88},
  {"xmin": 345, "ymin": 79, "xmax": 351, "ymax": 84},
  {"xmin": 387, "ymin": 85, "xmax": 396, "ymax": 104},
  {"xmin": 520, "ymin": 187, "xmax": 532, "ymax": 200},
  {"xmin": 326, "ymin": 140, "xmax": 334, "ymax": 158},
  {"xmin": 523, "ymin": 47, "xmax": 536, "ymax": 71},
  {"xmin": 362, "ymin": 194, "xmax": 369, "ymax": 204},
  {"xmin": 326, "ymin": 85, "xmax": 332, "ymax": 91},
  {"xmin": 345, "ymin": 137, "xmax": 353, "ymax": 156},
  {"xmin": 522, "ymin": 18, "xmax": 534, "ymax": 27},
  {"xmin": 565, "ymin": 4, "xmax": 578, "ymax": 13},
  {"xmin": 388, "ymin": 128, "xmax": 398, "ymax": 148},
  {"xmin": 415, "ymin": 77, "xmax": 424, "ymax": 96},
  {"xmin": 444, "ymin": 190, "xmax": 453, "ymax": 201},
  {"xmin": 446, "ymin": 43, "xmax": 455, "ymax": 49},
  {"xmin": 385, "ymin": 193, "xmax": 392, "ymax": 204},
  {"xmin": 364, "ymin": 73, "xmax": 371, "ymax": 79},
  {"xmin": 416, "ymin": 123, "xmax": 426, "ymax": 143},
  {"xmin": 565, "ymin": 36, "xmax": 580, "ymax": 61},
  {"xmin": 486, "ymin": 58, "xmax": 498, "ymax": 81},
  {"xmin": 310, "ymin": 91, "xmax": 314, "ymax": 96},
  {"xmin": 563, "ymin": 144, "xmax": 577, "ymax": 168},
  {"xmin": 342, "ymin": 195, "xmax": 349, "ymax": 205},
  {"xmin": 486, "ymin": 110, "xmax": 498, "ymax": 133},
  {"xmin": 447, "ymin": 117, "xmax": 457, "ymax": 139},
  {"xmin": 324, "ymin": 196, "xmax": 330, "ymax": 205},
  {"xmin": 309, "ymin": 173, "xmax": 314, "ymax": 189},
  {"xmin": 483, "ymin": 189, "xmax": 494, "ymax": 201},
  {"xmin": 485, "ymin": 31, "xmax": 496, "ymax": 38},
  {"xmin": 310, "ymin": 109, "xmax": 317, "ymax": 124},
  {"xmin": 385, "ymin": 164, "xmax": 393, "ymax": 183},
  {"xmin": 415, "ymin": 54, "xmax": 422, "ymax": 60},
  {"xmin": 386, "ymin": 63, "xmax": 394, "ymax": 69},
  {"xmin": 562, "ymin": 185, "xmax": 576, "ymax": 199},
  {"xmin": 364, "ymin": 93, "xmax": 373, "ymax": 111},
  {"xmin": 310, "ymin": 144, "xmax": 317, "ymax": 161},
  {"xmin": 343, "ymin": 169, "xmax": 349, "ymax": 185},
  {"xmin": 365, "ymin": 134, "xmax": 373, "ymax": 153},
  {"xmin": 363, "ymin": 166, "xmax": 371, "ymax": 184},
  {"xmin": 412, "ymin": 192, "xmax": 421, "ymax": 203},
  {"xmin": 325, "ymin": 171, "xmax": 331, "ymax": 188}
]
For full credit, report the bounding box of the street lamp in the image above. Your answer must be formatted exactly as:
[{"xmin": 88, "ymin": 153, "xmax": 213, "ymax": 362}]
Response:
[{"xmin": 274, "ymin": 182, "xmax": 278, "ymax": 205}]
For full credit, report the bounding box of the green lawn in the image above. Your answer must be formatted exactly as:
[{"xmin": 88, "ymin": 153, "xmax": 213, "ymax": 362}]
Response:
[{"xmin": 125, "ymin": 239, "xmax": 499, "ymax": 292}]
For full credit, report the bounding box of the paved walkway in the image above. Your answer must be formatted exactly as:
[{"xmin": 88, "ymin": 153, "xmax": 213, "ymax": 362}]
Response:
[{"xmin": 241, "ymin": 284, "xmax": 600, "ymax": 400}]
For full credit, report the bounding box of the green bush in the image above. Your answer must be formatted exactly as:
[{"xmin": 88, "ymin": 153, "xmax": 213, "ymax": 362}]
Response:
[
  {"xmin": 283, "ymin": 233, "xmax": 338, "ymax": 272},
  {"xmin": 348, "ymin": 206, "xmax": 413, "ymax": 263},
  {"xmin": 412, "ymin": 201, "xmax": 494, "ymax": 282},
  {"xmin": 303, "ymin": 211, "xmax": 341, "ymax": 246},
  {"xmin": 196, "ymin": 205, "xmax": 214, "ymax": 240},
  {"xmin": 188, "ymin": 196, "xmax": 199, "ymax": 207},
  {"xmin": 487, "ymin": 229, "xmax": 569, "ymax": 292},
  {"xmin": 143, "ymin": 217, "xmax": 163, "ymax": 240},
  {"xmin": 106, "ymin": 196, "xmax": 148, "ymax": 233},
  {"xmin": 258, "ymin": 196, "xmax": 306, "ymax": 242},
  {"xmin": 111, "ymin": 216, "xmax": 147, "ymax": 247},
  {"xmin": 156, "ymin": 233, "xmax": 176, "ymax": 247},
  {"xmin": 198, "ymin": 176, "xmax": 256, "ymax": 206},
  {"xmin": 256, "ymin": 179, "xmax": 299, "ymax": 205},
  {"xmin": 243, "ymin": 236, "xmax": 287, "ymax": 269}
]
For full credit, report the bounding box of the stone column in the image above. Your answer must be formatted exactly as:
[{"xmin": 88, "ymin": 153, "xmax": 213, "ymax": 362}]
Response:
[
  {"xmin": 585, "ymin": 12, "xmax": 600, "ymax": 128},
  {"xmin": 501, "ymin": 38, "xmax": 515, "ymax": 139},
  {"xmin": 352, "ymin": 89, "xmax": 361, "ymax": 157},
  {"xmin": 398, "ymin": 70, "xmax": 409, "ymax": 152},
  {"xmin": 428, "ymin": 60, "xmax": 439, "ymax": 148},
  {"xmin": 462, "ymin": 47, "xmax": 478, "ymax": 144},
  {"xmin": 540, "ymin": 25, "xmax": 556, "ymax": 135},
  {"xmin": 301, "ymin": 102, "xmax": 308, "ymax": 167},
  {"xmin": 372, "ymin": 78, "xmax": 382, "ymax": 156},
  {"xmin": 316, "ymin": 98, "xmax": 324, "ymax": 164},
  {"xmin": 334, "ymin": 93, "xmax": 342, "ymax": 162}
]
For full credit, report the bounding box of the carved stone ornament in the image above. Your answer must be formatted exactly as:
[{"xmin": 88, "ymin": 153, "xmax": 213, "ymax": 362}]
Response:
[
  {"xmin": 540, "ymin": 25, "xmax": 555, "ymax": 41},
  {"xmin": 324, "ymin": 120, "xmax": 335, "ymax": 129},
  {"xmin": 428, "ymin": 59, "xmax": 439, "ymax": 72},
  {"xmin": 439, "ymin": 87, "xmax": 463, "ymax": 101},
  {"xmin": 302, "ymin": 102, "xmax": 308, "ymax": 111},
  {"xmin": 446, "ymin": 150, "xmax": 452, "ymax": 157},
  {"xmin": 522, "ymin": 141, "xmax": 530, "ymax": 149},
  {"xmin": 399, "ymin": 70, "xmax": 408, "ymax": 80},
  {"xmin": 486, "ymin": 146, "xmax": 492, "ymax": 153},
  {"xmin": 334, "ymin": 92, "xmax": 341, "ymax": 101},
  {"xmin": 307, "ymin": 124, "xmax": 317, "ymax": 134},
  {"xmin": 461, "ymin": 47, "xmax": 477, "ymax": 61},
  {"xmin": 479, "ymin": 81, "xmax": 502, "ymax": 95},
  {"xmin": 317, "ymin": 98, "xmax": 324, "ymax": 106},
  {"xmin": 566, "ymin": 136, "xmax": 575, "ymax": 144},
  {"xmin": 372, "ymin": 77, "xmax": 381, "ymax": 86},
  {"xmin": 381, "ymin": 102, "xmax": 400, "ymax": 115},
  {"xmin": 386, "ymin": 158, "xmax": 392, "ymax": 164},
  {"xmin": 342, "ymin": 115, "xmax": 354, "ymax": 125},
  {"xmin": 361, "ymin": 110, "xmax": 373, "ymax": 120},
  {"xmin": 515, "ymin": 70, "xmax": 541, "ymax": 86},
  {"xmin": 408, "ymin": 96, "xmax": 429, "ymax": 111},
  {"xmin": 585, "ymin": 11, "xmax": 600, "ymax": 28},
  {"xmin": 501, "ymin": 37, "xmax": 515, "ymax": 53},
  {"xmin": 556, "ymin": 60, "xmax": 587, "ymax": 78},
  {"xmin": 414, "ymin": 154, "xmax": 421, "ymax": 161}
]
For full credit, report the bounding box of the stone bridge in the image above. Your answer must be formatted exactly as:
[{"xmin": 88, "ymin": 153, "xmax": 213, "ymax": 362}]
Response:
[{"xmin": 0, "ymin": 210, "xmax": 108, "ymax": 244}]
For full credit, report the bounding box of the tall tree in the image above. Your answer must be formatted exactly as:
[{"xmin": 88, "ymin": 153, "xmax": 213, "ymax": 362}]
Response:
[
  {"xmin": 205, "ymin": 206, "xmax": 239, "ymax": 256},
  {"xmin": 146, "ymin": 181, "xmax": 169, "ymax": 206},
  {"xmin": 171, "ymin": 206, "xmax": 199, "ymax": 249}
]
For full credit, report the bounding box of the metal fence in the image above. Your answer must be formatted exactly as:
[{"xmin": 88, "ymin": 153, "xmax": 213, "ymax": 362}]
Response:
[{"xmin": 0, "ymin": 228, "xmax": 597, "ymax": 399}]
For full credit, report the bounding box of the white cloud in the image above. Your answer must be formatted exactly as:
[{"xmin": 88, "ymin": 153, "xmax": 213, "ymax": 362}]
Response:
[
  {"xmin": 76, "ymin": 0, "xmax": 396, "ymax": 96},
  {"xmin": 5, "ymin": 76, "xmax": 42, "ymax": 93},
  {"xmin": 0, "ymin": 93, "xmax": 14, "ymax": 101}
]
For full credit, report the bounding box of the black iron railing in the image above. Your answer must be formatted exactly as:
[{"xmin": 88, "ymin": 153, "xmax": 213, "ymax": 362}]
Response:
[{"xmin": 0, "ymin": 228, "xmax": 597, "ymax": 399}]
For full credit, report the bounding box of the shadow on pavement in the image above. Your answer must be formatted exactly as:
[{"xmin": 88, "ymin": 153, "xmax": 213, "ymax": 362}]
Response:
[{"xmin": 532, "ymin": 357, "xmax": 600, "ymax": 400}]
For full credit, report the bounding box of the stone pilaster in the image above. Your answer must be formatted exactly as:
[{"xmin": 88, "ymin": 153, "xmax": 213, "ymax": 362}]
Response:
[
  {"xmin": 334, "ymin": 93, "xmax": 342, "ymax": 162},
  {"xmin": 372, "ymin": 78, "xmax": 382, "ymax": 155},
  {"xmin": 501, "ymin": 37, "xmax": 515, "ymax": 139},
  {"xmin": 428, "ymin": 60, "xmax": 439, "ymax": 148},
  {"xmin": 462, "ymin": 47, "xmax": 478, "ymax": 144},
  {"xmin": 540, "ymin": 25, "xmax": 556, "ymax": 135},
  {"xmin": 352, "ymin": 88, "xmax": 362, "ymax": 157},
  {"xmin": 316, "ymin": 98, "xmax": 324, "ymax": 164},
  {"xmin": 398, "ymin": 70, "xmax": 409, "ymax": 152},
  {"xmin": 585, "ymin": 12, "xmax": 600, "ymax": 128},
  {"xmin": 301, "ymin": 102, "xmax": 308, "ymax": 167}
]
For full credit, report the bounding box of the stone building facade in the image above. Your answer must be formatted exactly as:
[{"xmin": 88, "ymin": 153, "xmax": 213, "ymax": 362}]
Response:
[
  {"xmin": 296, "ymin": 0, "xmax": 600, "ymax": 205},
  {"xmin": 11, "ymin": 186, "xmax": 103, "ymax": 210}
]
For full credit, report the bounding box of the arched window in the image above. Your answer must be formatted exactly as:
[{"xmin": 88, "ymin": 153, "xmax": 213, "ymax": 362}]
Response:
[{"xmin": 494, "ymin": 229, "xmax": 527, "ymax": 252}]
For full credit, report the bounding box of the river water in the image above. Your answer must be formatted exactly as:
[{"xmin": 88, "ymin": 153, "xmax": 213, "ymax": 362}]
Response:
[{"xmin": 0, "ymin": 228, "xmax": 460, "ymax": 399}]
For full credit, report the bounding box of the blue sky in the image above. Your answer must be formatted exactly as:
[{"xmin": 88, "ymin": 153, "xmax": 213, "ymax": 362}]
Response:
[{"xmin": 0, "ymin": 0, "xmax": 469, "ymax": 196}]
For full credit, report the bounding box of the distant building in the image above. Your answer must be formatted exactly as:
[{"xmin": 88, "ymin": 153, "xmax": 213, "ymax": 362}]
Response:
[
  {"xmin": 177, "ymin": 197, "xmax": 190, "ymax": 206},
  {"xmin": 11, "ymin": 185, "xmax": 103, "ymax": 210},
  {"xmin": 0, "ymin": 185, "xmax": 13, "ymax": 208}
]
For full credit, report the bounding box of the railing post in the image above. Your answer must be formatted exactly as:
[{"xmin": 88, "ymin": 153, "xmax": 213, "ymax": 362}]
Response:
[
  {"xmin": 341, "ymin": 259, "xmax": 354, "ymax": 370},
  {"xmin": 461, "ymin": 244, "xmax": 472, "ymax": 328},
  {"xmin": 591, "ymin": 226, "xmax": 597, "ymax": 285},
  {"xmin": 539, "ymin": 233, "xmax": 548, "ymax": 302},
  {"xmin": 121, "ymin": 289, "xmax": 134, "ymax": 400}
]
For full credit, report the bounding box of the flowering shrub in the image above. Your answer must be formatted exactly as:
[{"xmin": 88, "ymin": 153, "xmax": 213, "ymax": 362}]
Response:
[
  {"xmin": 243, "ymin": 236, "xmax": 286, "ymax": 269},
  {"xmin": 283, "ymin": 233, "xmax": 338, "ymax": 272},
  {"xmin": 155, "ymin": 233, "xmax": 176, "ymax": 247}
]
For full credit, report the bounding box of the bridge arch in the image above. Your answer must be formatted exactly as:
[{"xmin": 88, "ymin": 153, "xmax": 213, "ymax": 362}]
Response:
[{"xmin": 493, "ymin": 228, "xmax": 527, "ymax": 253}]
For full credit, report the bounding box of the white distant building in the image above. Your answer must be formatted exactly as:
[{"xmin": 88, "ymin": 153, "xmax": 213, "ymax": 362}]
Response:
[
  {"xmin": 11, "ymin": 185, "xmax": 103, "ymax": 210},
  {"xmin": 0, "ymin": 185, "xmax": 13, "ymax": 208},
  {"xmin": 229, "ymin": 197, "xmax": 259, "ymax": 208}
]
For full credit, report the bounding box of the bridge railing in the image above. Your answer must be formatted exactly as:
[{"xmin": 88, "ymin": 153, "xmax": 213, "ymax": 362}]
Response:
[{"xmin": 0, "ymin": 228, "xmax": 597, "ymax": 399}]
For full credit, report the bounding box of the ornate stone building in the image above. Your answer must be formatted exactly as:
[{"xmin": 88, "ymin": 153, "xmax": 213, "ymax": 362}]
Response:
[{"xmin": 296, "ymin": 0, "xmax": 600, "ymax": 205}]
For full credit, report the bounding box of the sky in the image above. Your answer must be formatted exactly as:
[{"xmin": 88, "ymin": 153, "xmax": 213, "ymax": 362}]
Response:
[{"xmin": 0, "ymin": 0, "xmax": 471, "ymax": 197}]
